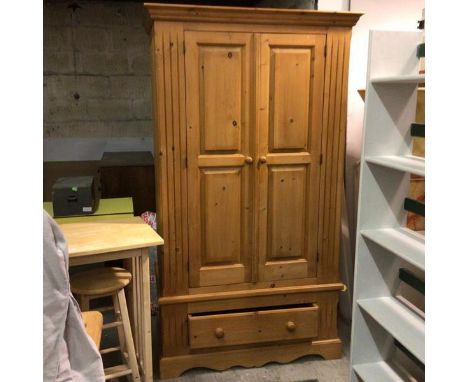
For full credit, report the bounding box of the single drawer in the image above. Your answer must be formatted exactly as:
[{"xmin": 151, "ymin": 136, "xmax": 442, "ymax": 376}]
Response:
[{"xmin": 188, "ymin": 305, "xmax": 318, "ymax": 349}]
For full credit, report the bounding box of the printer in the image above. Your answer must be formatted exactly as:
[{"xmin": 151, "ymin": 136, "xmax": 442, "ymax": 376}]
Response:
[{"xmin": 52, "ymin": 176, "xmax": 100, "ymax": 217}]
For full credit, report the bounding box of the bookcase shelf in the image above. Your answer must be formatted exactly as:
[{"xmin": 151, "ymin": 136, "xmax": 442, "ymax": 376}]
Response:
[
  {"xmin": 371, "ymin": 74, "xmax": 425, "ymax": 84},
  {"xmin": 354, "ymin": 361, "xmax": 405, "ymax": 382},
  {"xmin": 350, "ymin": 30, "xmax": 425, "ymax": 381},
  {"xmin": 361, "ymin": 227, "xmax": 425, "ymax": 271},
  {"xmin": 365, "ymin": 155, "xmax": 425, "ymax": 176}
]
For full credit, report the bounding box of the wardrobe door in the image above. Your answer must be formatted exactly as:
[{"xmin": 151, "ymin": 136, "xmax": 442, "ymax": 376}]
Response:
[
  {"xmin": 185, "ymin": 31, "xmax": 254, "ymax": 288},
  {"xmin": 256, "ymin": 33, "xmax": 325, "ymax": 282}
]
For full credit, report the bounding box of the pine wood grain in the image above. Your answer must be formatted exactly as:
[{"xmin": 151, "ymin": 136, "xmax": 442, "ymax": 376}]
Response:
[
  {"xmin": 146, "ymin": 3, "xmax": 360, "ymax": 378},
  {"xmin": 317, "ymin": 29, "xmax": 351, "ymax": 283},
  {"xmin": 256, "ymin": 33, "xmax": 325, "ymax": 283},
  {"xmin": 145, "ymin": 3, "xmax": 362, "ymax": 27},
  {"xmin": 185, "ymin": 31, "xmax": 254, "ymax": 288},
  {"xmin": 159, "ymin": 282, "xmax": 344, "ymax": 305},
  {"xmin": 160, "ymin": 339, "xmax": 342, "ymax": 379},
  {"xmin": 71, "ymin": 267, "xmax": 131, "ymax": 295},
  {"xmin": 81, "ymin": 311, "xmax": 103, "ymax": 348},
  {"xmin": 59, "ymin": 217, "xmax": 163, "ymax": 258},
  {"xmin": 188, "ymin": 306, "xmax": 318, "ymax": 349}
]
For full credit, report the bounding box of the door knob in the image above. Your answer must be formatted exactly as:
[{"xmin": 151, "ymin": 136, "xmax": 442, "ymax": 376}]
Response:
[
  {"xmin": 214, "ymin": 327, "xmax": 224, "ymax": 339},
  {"xmin": 286, "ymin": 321, "xmax": 296, "ymax": 332},
  {"xmin": 245, "ymin": 156, "xmax": 253, "ymax": 164},
  {"xmin": 259, "ymin": 156, "xmax": 267, "ymax": 164}
]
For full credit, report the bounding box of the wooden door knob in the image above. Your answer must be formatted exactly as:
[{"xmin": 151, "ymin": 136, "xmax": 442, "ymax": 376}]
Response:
[
  {"xmin": 259, "ymin": 156, "xmax": 267, "ymax": 164},
  {"xmin": 245, "ymin": 156, "xmax": 253, "ymax": 164},
  {"xmin": 286, "ymin": 321, "xmax": 296, "ymax": 332},
  {"xmin": 214, "ymin": 327, "xmax": 224, "ymax": 339}
]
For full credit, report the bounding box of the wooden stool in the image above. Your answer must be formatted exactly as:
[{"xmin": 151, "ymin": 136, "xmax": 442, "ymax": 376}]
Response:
[
  {"xmin": 82, "ymin": 311, "xmax": 103, "ymax": 348},
  {"xmin": 71, "ymin": 267, "xmax": 141, "ymax": 381}
]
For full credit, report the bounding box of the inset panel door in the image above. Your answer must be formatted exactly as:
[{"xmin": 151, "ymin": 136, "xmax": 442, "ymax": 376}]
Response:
[
  {"xmin": 256, "ymin": 33, "xmax": 326, "ymax": 282},
  {"xmin": 185, "ymin": 31, "xmax": 254, "ymax": 288}
]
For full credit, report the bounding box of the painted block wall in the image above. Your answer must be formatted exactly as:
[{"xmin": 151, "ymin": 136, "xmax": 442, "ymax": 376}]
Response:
[
  {"xmin": 43, "ymin": 0, "xmax": 320, "ymax": 161},
  {"xmin": 43, "ymin": 0, "xmax": 152, "ymax": 141}
]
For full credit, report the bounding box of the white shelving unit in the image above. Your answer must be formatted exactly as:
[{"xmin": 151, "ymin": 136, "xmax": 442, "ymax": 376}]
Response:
[
  {"xmin": 350, "ymin": 30, "xmax": 425, "ymax": 381},
  {"xmin": 354, "ymin": 361, "xmax": 405, "ymax": 382},
  {"xmin": 365, "ymin": 155, "xmax": 425, "ymax": 177}
]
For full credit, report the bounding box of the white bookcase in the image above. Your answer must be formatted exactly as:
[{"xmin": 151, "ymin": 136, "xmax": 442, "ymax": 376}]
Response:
[{"xmin": 350, "ymin": 30, "xmax": 425, "ymax": 381}]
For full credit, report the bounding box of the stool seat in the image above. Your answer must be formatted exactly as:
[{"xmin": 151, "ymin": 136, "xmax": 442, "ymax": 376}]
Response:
[{"xmin": 71, "ymin": 267, "xmax": 132, "ymax": 296}]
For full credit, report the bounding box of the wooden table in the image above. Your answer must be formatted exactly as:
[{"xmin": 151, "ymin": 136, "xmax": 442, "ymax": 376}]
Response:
[{"xmin": 60, "ymin": 217, "xmax": 164, "ymax": 382}]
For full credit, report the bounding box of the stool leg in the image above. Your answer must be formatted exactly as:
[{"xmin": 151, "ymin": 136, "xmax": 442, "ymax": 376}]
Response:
[
  {"xmin": 112, "ymin": 293, "xmax": 127, "ymax": 357},
  {"xmin": 117, "ymin": 288, "xmax": 141, "ymax": 381},
  {"xmin": 79, "ymin": 295, "xmax": 90, "ymax": 312}
]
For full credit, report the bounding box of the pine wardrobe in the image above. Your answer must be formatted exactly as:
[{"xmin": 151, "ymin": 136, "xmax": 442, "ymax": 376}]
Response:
[{"xmin": 145, "ymin": 3, "xmax": 361, "ymax": 379}]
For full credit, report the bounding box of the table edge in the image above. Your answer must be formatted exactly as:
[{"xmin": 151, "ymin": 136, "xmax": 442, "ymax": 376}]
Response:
[{"xmin": 68, "ymin": 239, "xmax": 164, "ymax": 258}]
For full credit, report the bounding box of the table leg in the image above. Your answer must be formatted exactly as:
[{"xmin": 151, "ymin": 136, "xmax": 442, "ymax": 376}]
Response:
[
  {"xmin": 120, "ymin": 252, "xmax": 153, "ymax": 381},
  {"xmin": 140, "ymin": 249, "xmax": 153, "ymax": 382},
  {"xmin": 132, "ymin": 257, "xmax": 141, "ymax": 361},
  {"xmin": 135, "ymin": 256, "xmax": 143, "ymax": 371},
  {"xmin": 123, "ymin": 258, "xmax": 137, "ymax": 341}
]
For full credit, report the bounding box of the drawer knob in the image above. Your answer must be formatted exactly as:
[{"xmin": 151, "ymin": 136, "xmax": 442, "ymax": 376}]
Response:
[
  {"xmin": 245, "ymin": 156, "xmax": 253, "ymax": 164},
  {"xmin": 259, "ymin": 156, "xmax": 267, "ymax": 164},
  {"xmin": 286, "ymin": 321, "xmax": 296, "ymax": 332},
  {"xmin": 214, "ymin": 327, "xmax": 224, "ymax": 339}
]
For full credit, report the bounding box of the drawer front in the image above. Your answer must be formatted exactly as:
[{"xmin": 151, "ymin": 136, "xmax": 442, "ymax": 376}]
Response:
[{"xmin": 188, "ymin": 305, "xmax": 318, "ymax": 349}]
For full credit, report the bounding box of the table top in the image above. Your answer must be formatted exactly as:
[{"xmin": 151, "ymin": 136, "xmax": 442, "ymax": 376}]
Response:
[{"xmin": 59, "ymin": 217, "xmax": 164, "ymax": 258}]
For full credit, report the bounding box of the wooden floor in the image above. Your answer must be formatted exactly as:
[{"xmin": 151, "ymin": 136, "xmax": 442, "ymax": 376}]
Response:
[{"xmin": 154, "ymin": 318, "xmax": 351, "ymax": 382}]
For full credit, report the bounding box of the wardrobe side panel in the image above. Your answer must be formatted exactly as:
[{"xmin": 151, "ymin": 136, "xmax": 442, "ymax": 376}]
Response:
[
  {"xmin": 152, "ymin": 22, "xmax": 189, "ymax": 297},
  {"xmin": 318, "ymin": 28, "xmax": 352, "ymax": 283}
]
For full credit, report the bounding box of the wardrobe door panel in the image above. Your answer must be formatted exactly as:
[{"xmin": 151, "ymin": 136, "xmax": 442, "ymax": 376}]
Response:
[
  {"xmin": 185, "ymin": 31, "xmax": 254, "ymax": 288},
  {"xmin": 202, "ymin": 168, "xmax": 242, "ymax": 265},
  {"xmin": 257, "ymin": 33, "xmax": 326, "ymax": 282},
  {"xmin": 270, "ymin": 49, "xmax": 311, "ymax": 150},
  {"xmin": 202, "ymin": 46, "xmax": 242, "ymax": 151},
  {"xmin": 268, "ymin": 166, "xmax": 307, "ymax": 260}
]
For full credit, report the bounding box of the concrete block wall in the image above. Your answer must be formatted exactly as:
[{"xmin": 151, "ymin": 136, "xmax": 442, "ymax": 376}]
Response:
[
  {"xmin": 43, "ymin": 0, "xmax": 152, "ymax": 139},
  {"xmin": 42, "ymin": 0, "xmax": 327, "ymax": 160}
]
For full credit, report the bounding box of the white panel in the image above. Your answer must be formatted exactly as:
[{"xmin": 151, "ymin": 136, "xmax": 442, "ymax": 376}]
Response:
[
  {"xmin": 350, "ymin": 31, "xmax": 425, "ymax": 379},
  {"xmin": 358, "ymin": 297, "xmax": 425, "ymax": 363},
  {"xmin": 354, "ymin": 361, "xmax": 405, "ymax": 382},
  {"xmin": 361, "ymin": 228, "xmax": 424, "ymax": 271},
  {"xmin": 365, "ymin": 155, "xmax": 425, "ymax": 176},
  {"xmin": 318, "ymin": 0, "xmax": 348, "ymax": 11}
]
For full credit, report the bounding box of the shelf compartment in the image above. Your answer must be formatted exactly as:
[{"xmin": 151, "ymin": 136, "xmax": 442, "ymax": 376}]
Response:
[
  {"xmin": 399, "ymin": 268, "xmax": 425, "ymax": 294},
  {"xmin": 365, "ymin": 155, "xmax": 425, "ymax": 176},
  {"xmin": 394, "ymin": 339, "xmax": 425, "ymax": 371},
  {"xmin": 361, "ymin": 227, "xmax": 425, "ymax": 271},
  {"xmin": 358, "ymin": 296, "xmax": 425, "ymax": 364},
  {"xmin": 354, "ymin": 361, "xmax": 404, "ymax": 382},
  {"xmin": 410, "ymin": 123, "xmax": 425, "ymax": 138},
  {"xmin": 404, "ymin": 198, "xmax": 425, "ymax": 217},
  {"xmin": 371, "ymin": 74, "xmax": 425, "ymax": 84}
]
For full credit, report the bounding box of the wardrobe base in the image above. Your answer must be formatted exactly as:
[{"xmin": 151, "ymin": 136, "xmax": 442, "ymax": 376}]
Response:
[{"xmin": 159, "ymin": 338, "xmax": 342, "ymax": 379}]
